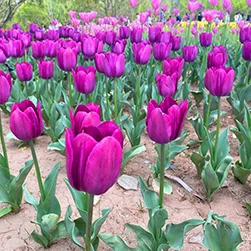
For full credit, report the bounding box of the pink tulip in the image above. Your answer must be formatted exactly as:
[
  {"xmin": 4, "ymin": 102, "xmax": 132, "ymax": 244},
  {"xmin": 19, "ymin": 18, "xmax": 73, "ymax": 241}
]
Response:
[
  {"xmin": 151, "ymin": 0, "xmax": 161, "ymax": 10},
  {"xmin": 129, "ymin": 0, "xmax": 138, "ymax": 7}
]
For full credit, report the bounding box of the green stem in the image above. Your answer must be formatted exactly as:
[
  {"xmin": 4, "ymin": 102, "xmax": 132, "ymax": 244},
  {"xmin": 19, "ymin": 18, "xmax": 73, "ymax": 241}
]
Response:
[
  {"xmin": 0, "ymin": 111, "xmax": 9, "ymax": 170},
  {"xmin": 29, "ymin": 140, "xmax": 45, "ymax": 201},
  {"xmin": 214, "ymin": 97, "xmax": 221, "ymax": 166},
  {"xmin": 113, "ymin": 78, "xmax": 119, "ymax": 124},
  {"xmin": 18, "ymin": 80, "xmax": 22, "ymax": 102},
  {"xmin": 204, "ymin": 94, "xmax": 212, "ymax": 130},
  {"xmin": 68, "ymin": 73, "xmax": 73, "ymax": 108},
  {"xmin": 85, "ymin": 193, "xmax": 94, "ymax": 251},
  {"xmin": 136, "ymin": 67, "xmax": 141, "ymax": 121},
  {"xmin": 105, "ymin": 79, "xmax": 109, "ymax": 115},
  {"xmin": 246, "ymin": 61, "xmax": 251, "ymax": 86},
  {"xmin": 159, "ymin": 144, "xmax": 165, "ymax": 208}
]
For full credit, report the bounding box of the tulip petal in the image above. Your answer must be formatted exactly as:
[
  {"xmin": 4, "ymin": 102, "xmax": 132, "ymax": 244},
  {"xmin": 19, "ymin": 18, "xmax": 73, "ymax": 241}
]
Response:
[{"xmin": 84, "ymin": 137, "xmax": 122, "ymax": 195}]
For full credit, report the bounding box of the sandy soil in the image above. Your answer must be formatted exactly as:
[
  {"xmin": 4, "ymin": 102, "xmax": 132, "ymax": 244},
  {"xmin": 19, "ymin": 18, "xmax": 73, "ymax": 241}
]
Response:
[{"xmin": 0, "ymin": 97, "xmax": 251, "ymax": 251}]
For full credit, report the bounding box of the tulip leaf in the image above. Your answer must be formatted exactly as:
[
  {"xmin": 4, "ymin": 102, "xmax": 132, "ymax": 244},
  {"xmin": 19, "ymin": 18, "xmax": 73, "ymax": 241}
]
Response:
[
  {"xmin": 31, "ymin": 231, "xmax": 49, "ymax": 248},
  {"xmin": 23, "ymin": 183, "xmax": 38, "ymax": 209},
  {"xmin": 233, "ymin": 161, "xmax": 251, "ymax": 184},
  {"xmin": 191, "ymin": 152, "xmax": 206, "ymax": 176},
  {"xmin": 152, "ymin": 178, "xmax": 172, "ymax": 195},
  {"xmin": 216, "ymin": 156, "xmax": 232, "ymax": 186},
  {"xmin": 64, "ymin": 178, "xmax": 88, "ymax": 221},
  {"xmin": 0, "ymin": 164, "xmax": 11, "ymax": 190},
  {"xmin": 122, "ymin": 144, "xmax": 146, "ymax": 169},
  {"xmin": 148, "ymin": 207, "xmax": 168, "ymax": 236},
  {"xmin": 64, "ymin": 205, "xmax": 85, "ymax": 250},
  {"xmin": 92, "ymin": 209, "xmax": 111, "ymax": 239},
  {"xmin": 202, "ymin": 162, "xmax": 220, "ymax": 200},
  {"xmin": 246, "ymin": 202, "xmax": 251, "ymax": 216},
  {"xmin": 99, "ymin": 233, "xmax": 136, "ymax": 251},
  {"xmin": 0, "ymin": 205, "xmax": 12, "ymax": 218},
  {"xmin": 165, "ymin": 219, "xmax": 204, "ymax": 250},
  {"xmin": 9, "ymin": 160, "xmax": 33, "ymax": 206},
  {"xmin": 125, "ymin": 223, "xmax": 156, "ymax": 250},
  {"xmin": 139, "ymin": 176, "xmax": 159, "ymax": 210}
]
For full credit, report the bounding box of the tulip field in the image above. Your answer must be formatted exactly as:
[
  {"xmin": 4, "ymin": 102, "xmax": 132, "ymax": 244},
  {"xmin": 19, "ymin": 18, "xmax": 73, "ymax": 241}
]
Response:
[{"xmin": 1, "ymin": 0, "xmax": 251, "ymax": 250}]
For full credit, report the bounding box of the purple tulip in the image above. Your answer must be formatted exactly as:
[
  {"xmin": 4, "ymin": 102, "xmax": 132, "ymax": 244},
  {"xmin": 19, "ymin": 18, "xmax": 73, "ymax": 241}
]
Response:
[
  {"xmin": 132, "ymin": 42, "xmax": 152, "ymax": 65},
  {"xmin": 149, "ymin": 26, "xmax": 162, "ymax": 43},
  {"xmin": 130, "ymin": 28, "xmax": 143, "ymax": 44},
  {"xmin": 151, "ymin": 0, "xmax": 161, "ymax": 9},
  {"xmin": 208, "ymin": 0, "xmax": 219, "ymax": 6},
  {"xmin": 45, "ymin": 30, "xmax": 59, "ymax": 41},
  {"xmin": 205, "ymin": 67, "xmax": 235, "ymax": 96},
  {"xmin": 44, "ymin": 39, "xmax": 58, "ymax": 58},
  {"xmin": 159, "ymin": 31, "xmax": 172, "ymax": 43},
  {"xmin": 153, "ymin": 42, "xmax": 172, "ymax": 61},
  {"xmin": 29, "ymin": 23, "xmax": 39, "ymax": 34},
  {"xmin": 18, "ymin": 33, "xmax": 32, "ymax": 48},
  {"xmin": 163, "ymin": 57, "xmax": 184, "ymax": 79},
  {"xmin": 222, "ymin": 0, "xmax": 232, "ymax": 12},
  {"xmin": 10, "ymin": 100, "xmax": 44, "ymax": 141},
  {"xmin": 57, "ymin": 47, "xmax": 77, "ymax": 72},
  {"xmin": 34, "ymin": 30, "xmax": 44, "ymax": 41},
  {"xmin": 129, "ymin": 0, "xmax": 138, "ymax": 7},
  {"xmin": 70, "ymin": 103, "xmax": 101, "ymax": 136},
  {"xmin": 81, "ymin": 35, "xmax": 100, "ymax": 59},
  {"xmin": 0, "ymin": 47, "xmax": 7, "ymax": 63},
  {"xmin": 182, "ymin": 45, "xmax": 198, "ymax": 62},
  {"xmin": 102, "ymin": 52, "xmax": 125, "ymax": 78},
  {"xmin": 66, "ymin": 120, "xmax": 123, "ymax": 195},
  {"xmin": 16, "ymin": 62, "xmax": 33, "ymax": 82},
  {"xmin": 0, "ymin": 70, "xmax": 12, "ymax": 104},
  {"xmin": 119, "ymin": 26, "xmax": 130, "ymax": 39},
  {"xmin": 111, "ymin": 39, "xmax": 127, "ymax": 54},
  {"xmin": 146, "ymin": 97, "xmax": 188, "ymax": 144},
  {"xmin": 239, "ymin": 27, "xmax": 251, "ymax": 44},
  {"xmin": 188, "ymin": 0, "xmax": 203, "ymax": 12},
  {"xmin": 199, "ymin": 32, "xmax": 213, "ymax": 47},
  {"xmin": 8, "ymin": 40, "xmax": 24, "ymax": 58},
  {"xmin": 94, "ymin": 53, "xmax": 105, "ymax": 74},
  {"xmin": 207, "ymin": 45, "xmax": 228, "ymax": 68},
  {"xmin": 31, "ymin": 41, "xmax": 45, "ymax": 59},
  {"xmin": 105, "ymin": 31, "xmax": 117, "ymax": 46},
  {"xmin": 171, "ymin": 36, "xmax": 181, "ymax": 51},
  {"xmin": 242, "ymin": 41, "xmax": 251, "ymax": 61},
  {"xmin": 38, "ymin": 60, "xmax": 54, "ymax": 80},
  {"xmin": 156, "ymin": 72, "xmax": 178, "ymax": 97},
  {"xmin": 72, "ymin": 66, "xmax": 96, "ymax": 94}
]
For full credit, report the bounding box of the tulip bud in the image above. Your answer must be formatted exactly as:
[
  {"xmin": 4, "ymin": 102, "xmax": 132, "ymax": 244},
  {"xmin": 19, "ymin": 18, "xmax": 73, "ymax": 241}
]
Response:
[
  {"xmin": 72, "ymin": 66, "xmax": 96, "ymax": 94},
  {"xmin": 103, "ymin": 52, "xmax": 125, "ymax": 78},
  {"xmin": 31, "ymin": 41, "xmax": 45, "ymax": 59},
  {"xmin": 146, "ymin": 97, "xmax": 188, "ymax": 144},
  {"xmin": 16, "ymin": 62, "xmax": 33, "ymax": 82},
  {"xmin": 156, "ymin": 72, "xmax": 178, "ymax": 97},
  {"xmin": 38, "ymin": 60, "xmax": 54, "ymax": 80},
  {"xmin": 132, "ymin": 42, "xmax": 152, "ymax": 65},
  {"xmin": 149, "ymin": 26, "xmax": 162, "ymax": 43},
  {"xmin": 130, "ymin": 28, "xmax": 143, "ymax": 44},
  {"xmin": 207, "ymin": 45, "xmax": 228, "ymax": 68},
  {"xmin": 119, "ymin": 26, "xmax": 130, "ymax": 39},
  {"xmin": 182, "ymin": 45, "xmax": 198, "ymax": 62},
  {"xmin": 10, "ymin": 100, "xmax": 44, "ymax": 141},
  {"xmin": 57, "ymin": 47, "xmax": 77, "ymax": 72},
  {"xmin": 199, "ymin": 32, "xmax": 213, "ymax": 47},
  {"xmin": 163, "ymin": 57, "xmax": 184, "ymax": 79},
  {"xmin": 153, "ymin": 42, "xmax": 172, "ymax": 61},
  {"xmin": 204, "ymin": 67, "xmax": 235, "ymax": 96},
  {"xmin": 171, "ymin": 36, "xmax": 181, "ymax": 51},
  {"xmin": 0, "ymin": 70, "xmax": 12, "ymax": 104}
]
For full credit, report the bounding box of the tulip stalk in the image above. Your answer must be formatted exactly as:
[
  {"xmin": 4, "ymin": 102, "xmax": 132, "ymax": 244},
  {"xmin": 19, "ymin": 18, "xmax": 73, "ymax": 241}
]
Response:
[
  {"xmin": 105, "ymin": 79, "xmax": 110, "ymax": 116},
  {"xmin": 246, "ymin": 61, "xmax": 251, "ymax": 86},
  {"xmin": 0, "ymin": 111, "xmax": 9, "ymax": 169},
  {"xmin": 136, "ymin": 67, "xmax": 141, "ymax": 121},
  {"xmin": 29, "ymin": 140, "xmax": 46, "ymax": 201},
  {"xmin": 204, "ymin": 94, "xmax": 212, "ymax": 130},
  {"xmin": 85, "ymin": 193, "xmax": 94, "ymax": 251},
  {"xmin": 159, "ymin": 144, "xmax": 165, "ymax": 208},
  {"xmin": 113, "ymin": 78, "xmax": 119, "ymax": 124},
  {"xmin": 68, "ymin": 73, "xmax": 73, "ymax": 108},
  {"xmin": 214, "ymin": 97, "xmax": 221, "ymax": 165}
]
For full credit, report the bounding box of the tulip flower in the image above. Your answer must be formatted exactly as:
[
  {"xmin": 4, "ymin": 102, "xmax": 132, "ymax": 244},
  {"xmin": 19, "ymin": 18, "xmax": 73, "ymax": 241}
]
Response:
[
  {"xmin": 72, "ymin": 66, "xmax": 96, "ymax": 94},
  {"xmin": 222, "ymin": 0, "xmax": 232, "ymax": 12},
  {"xmin": 105, "ymin": 31, "xmax": 117, "ymax": 46},
  {"xmin": 163, "ymin": 57, "xmax": 184, "ymax": 79},
  {"xmin": 0, "ymin": 47, "xmax": 7, "ymax": 63},
  {"xmin": 159, "ymin": 31, "xmax": 172, "ymax": 43},
  {"xmin": 130, "ymin": 28, "xmax": 143, "ymax": 44},
  {"xmin": 103, "ymin": 52, "xmax": 125, "ymax": 78},
  {"xmin": 149, "ymin": 26, "xmax": 162, "ymax": 43},
  {"xmin": 153, "ymin": 42, "xmax": 172, "ymax": 61},
  {"xmin": 16, "ymin": 62, "xmax": 33, "ymax": 82},
  {"xmin": 182, "ymin": 45, "xmax": 198, "ymax": 62},
  {"xmin": 66, "ymin": 120, "xmax": 123, "ymax": 195},
  {"xmin": 146, "ymin": 97, "xmax": 188, "ymax": 144},
  {"xmin": 57, "ymin": 47, "xmax": 77, "ymax": 72},
  {"xmin": 208, "ymin": 0, "xmax": 219, "ymax": 6},
  {"xmin": 0, "ymin": 70, "xmax": 12, "ymax": 104},
  {"xmin": 34, "ymin": 30, "xmax": 44, "ymax": 41},
  {"xmin": 94, "ymin": 53, "xmax": 105, "ymax": 74},
  {"xmin": 31, "ymin": 41, "xmax": 45, "ymax": 59},
  {"xmin": 132, "ymin": 42, "xmax": 152, "ymax": 65},
  {"xmin": 242, "ymin": 41, "xmax": 251, "ymax": 61},
  {"xmin": 204, "ymin": 67, "xmax": 235, "ymax": 97},
  {"xmin": 171, "ymin": 36, "xmax": 181, "ymax": 51},
  {"xmin": 151, "ymin": 0, "xmax": 161, "ymax": 9},
  {"xmin": 199, "ymin": 32, "xmax": 213, "ymax": 47},
  {"xmin": 8, "ymin": 40, "xmax": 24, "ymax": 58},
  {"xmin": 44, "ymin": 39, "xmax": 58, "ymax": 58},
  {"xmin": 188, "ymin": 0, "xmax": 203, "ymax": 12},
  {"xmin": 129, "ymin": 0, "xmax": 138, "ymax": 7},
  {"xmin": 81, "ymin": 35, "xmax": 100, "ymax": 59},
  {"xmin": 156, "ymin": 72, "xmax": 178, "ymax": 97},
  {"xmin": 70, "ymin": 103, "xmax": 101, "ymax": 136},
  {"xmin": 239, "ymin": 27, "xmax": 251, "ymax": 44},
  {"xmin": 207, "ymin": 45, "xmax": 228, "ymax": 68},
  {"xmin": 38, "ymin": 60, "xmax": 54, "ymax": 80},
  {"xmin": 119, "ymin": 26, "xmax": 130, "ymax": 39},
  {"xmin": 111, "ymin": 39, "xmax": 127, "ymax": 54},
  {"xmin": 10, "ymin": 100, "xmax": 44, "ymax": 141},
  {"xmin": 247, "ymin": 0, "xmax": 251, "ymax": 5}
]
